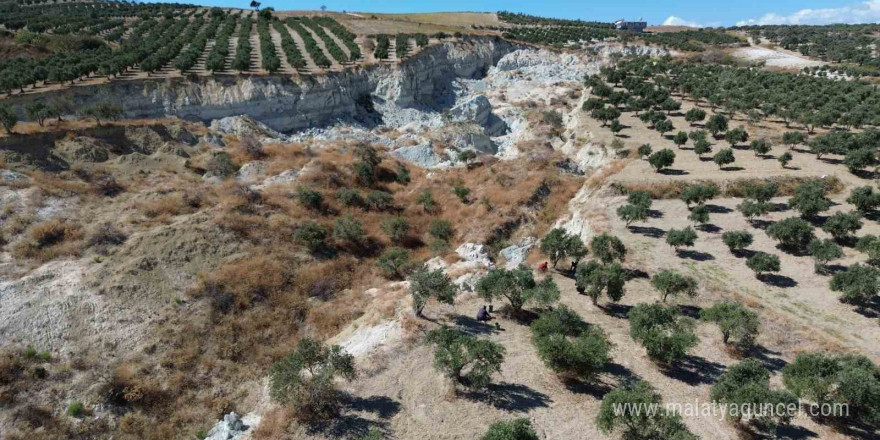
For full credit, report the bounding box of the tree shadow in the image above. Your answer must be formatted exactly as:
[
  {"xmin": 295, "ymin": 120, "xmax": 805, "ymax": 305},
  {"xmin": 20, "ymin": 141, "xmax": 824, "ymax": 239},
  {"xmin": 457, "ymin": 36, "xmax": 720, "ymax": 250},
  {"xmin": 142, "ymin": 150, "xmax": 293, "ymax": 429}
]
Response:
[
  {"xmin": 769, "ymin": 202, "xmax": 789, "ymax": 213},
  {"xmin": 647, "ymin": 209, "xmax": 664, "ymax": 219},
  {"xmin": 697, "ymin": 223, "xmax": 722, "ymax": 233},
  {"xmin": 758, "ymin": 273, "xmax": 798, "ymax": 288},
  {"xmin": 601, "ymin": 303, "xmax": 632, "ymax": 320},
  {"xmin": 775, "ymin": 244, "xmax": 810, "ymax": 257},
  {"xmin": 823, "ymin": 418, "xmax": 880, "ymax": 440},
  {"xmin": 705, "ymin": 204, "xmax": 733, "ymax": 214},
  {"xmin": 750, "ymin": 219, "xmax": 774, "ymax": 230},
  {"xmin": 732, "ymin": 248, "xmax": 757, "ymax": 259},
  {"xmin": 662, "ymin": 355, "xmax": 725, "ymax": 386},
  {"xmin": 678, "ymin": 304, "xmax": 702, "ymax": 320},
  {"xmin": 462, "ymin": 382, "xmax": 551, "ymax": 412},
  {"xmin": 307, "ymin": 394, "xmax": 401, "ymax": 438},
  {"xmin": 625, "ymin": 268, "xmax": 650, "ymax": 280},
  {"xmin": 853, "ymin": 296, "xmax": 880, "ymax": 319},
  {"xmin": 775, "ymin": 423, "xmax": 819, "ymax": 440},
  {"xmin": 819, "ymin": 157, "xmax": 843, "ymax": 165},
  {"xmin": 628, "ymin": 225, "xmax": 666, "ymax": 238},
  {"xmin": 562, "ymin": 377, "xmax": 614, "ymax": 399},
  {"xmin": 749, "ymin": 345, "xmax": 788, "ymax": 373},
  {"xmin": 659, "ymin": 168, "xmax": 689, "ymax": 176},
  {"xmin": 721, "ymin": 166, "xmax": 745, "ymax": 172},
  {"xmin": 454, "ymin": 315, "xmax": 501, "ymax": 336},
  {"xmin": 676, "ymin": 249, "xmax": 715, "ymax": 261}
]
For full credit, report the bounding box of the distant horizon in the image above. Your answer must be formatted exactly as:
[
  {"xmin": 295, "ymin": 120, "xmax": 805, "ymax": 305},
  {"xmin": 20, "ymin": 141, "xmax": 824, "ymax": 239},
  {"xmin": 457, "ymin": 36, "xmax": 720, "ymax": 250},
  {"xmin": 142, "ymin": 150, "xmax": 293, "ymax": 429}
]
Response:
[{"xmin": 140, "ymin": 0, "xmax": 880, "ymax": 27}]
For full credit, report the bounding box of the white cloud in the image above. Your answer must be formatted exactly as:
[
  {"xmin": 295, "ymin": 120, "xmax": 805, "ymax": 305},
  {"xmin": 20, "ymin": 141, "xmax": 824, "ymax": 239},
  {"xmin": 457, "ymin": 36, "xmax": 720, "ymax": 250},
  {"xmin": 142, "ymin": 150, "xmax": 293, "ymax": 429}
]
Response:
[
  {"xmin": 662, "ymin": 16, "xmax": 704, "ymax": 28},
  {"xmin": 735, "ymin": 0, "xmax": 880, "ymax": 26}
]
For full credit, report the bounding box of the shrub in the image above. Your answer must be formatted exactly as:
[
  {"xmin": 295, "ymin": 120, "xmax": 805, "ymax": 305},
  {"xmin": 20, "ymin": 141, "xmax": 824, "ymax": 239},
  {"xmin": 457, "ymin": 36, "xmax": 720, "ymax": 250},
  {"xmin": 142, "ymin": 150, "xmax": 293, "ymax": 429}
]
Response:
[
  {"xmin": 67, "ymin": 401, "xmax": 85, "ymax": 418},
  {"xmin": 575, "ymin": 261, "xmax": 626, "ymax": 305},
  {"xmin": 377, "ymin": 247, "xmax": 411, "ymax": 279},
  {"xmin": 590, "ymin": 233, "xmax": 626, "ymax": 264},
  {"xmin": 296, "ymin": 186, "xmax": 324, "ymax": 211},
  {"xmin": 476, "ymin": 266, "xmax": 560, "ymax": 312},
  {"xmin": 617, "ymin": 203, "xmax": 648, "ymax": 226},
  {"xmin": 847, "ymin": 186, "xmax": 880, "ymax": 213},
  {"xmin": 782, "ymin": 131, "xmax": 805, "ymax": 148},
  {"xmin": 354, "ymin": 161, "xmax": 377, "ymax": 186},
  {"xmin": 336, "ymin": 188, "xmax": 364, "ymax": 207},
  {"xmin": 409, "ymin": 264, "xmax": 457, "ymax": 317},
  {"xmin": 269, "ymin": 338, "xmax": 356, "ymax": 421},
  {"xmin": 380, "ymin": 216, "xmax": 410, "ymax": 243},
  {"xmin": 294, "ymin": 221, "xmax": 329, "ymax": 252},
  {"xmin": 637, "ymin": 143, "xmax": 652, "ymax": 159},
  {"xmin": 844, "ymin": 148, "xmax": 877, "ymax": 174},
  {"xmin": 705, "ymin": 114, "xmax": 728, "ymax": 136},
  {"xmin": 665, "ymin": 227, "xmax": 696, "ymax": 249},
  {"xmin": 481, "ymin": 418, "xmax": 539, "ymax": 440},
  {"xmin": 597, "ymin": 381, "xmax": 698, "ymax": 440},
  {"xmin": 722, "ymin": 230, "xmax": 753, "ymax": 252},
  {"xmin": 766, "ymin": 217, "xmax": 814, "ymax": 250},
  {"xmin": 712, "ymin": 148, "xmax": 735, "ymax": 169},
  {"xmin": 428, "ymin": 219, "xmax": 454, "ymax": 242},
  {"xmin": 672, "ymin": 131, "xmax": 688, "ymax": 149},
  {"xmin": 452, "ymin": 185, "xmax": 471, "ymax": 204},
  {"xmin": 711, "ymin": 359, "xmax": 797, "ymax": 427},
  {"xmin": 693, "ymin": 139, "xmax": 711, "ymax": 157},
  {"xmin": 651, "ymin": 270, "xmax": 698, "ymax": 302},
  {"xmin": 531, "ymin": 306, "xmax": 612, "ymax": 380},
  {"xmin": 746, "ymin": 252, "xmax": 780, "ymax": 277},
  {"xmin": 750, "ymin": 138, "xmax": 771, "ymax": 156},
  {"xmin": 395, "ymin": 161, "xmax": 411, "ymax": 184},
  {"xmin": 680, "ymin": 183, "xmax": 719, "ymax": 206},
  {"xmin": 830, "ymin": 264, "xmax": 878, "ymax": 305},
  {"xmin": 789, "ymin": 181, "xmax": 830, "ymax": 218},
  {"xmin": 685, "ymin": 107, "xmax": 706, "ymax": 125},
  {"xmin": 365, "ymin": 190, "xmax": 394, "ymax": 211},
  {"xmin": 333, "ymin": 215, "xmax": 366, "ymax": 246},
  {"xmin": 426, "ymin": 326, "xmax": 505, "ymax": 389},
  {"xmin": 628, "ymin": 303, "xmax": 698, "ymax": 364},
  {"xmin": 700, "ymin": 302, "xmax": 759, "ymax": 350},
  {"xmin": 417, "ymin": 189, "xmax": 436, "ymax": 212},
  {"xmin": 724, "ymin": 126, "xmax": 749, "ymax": 147},
  {"xmin": 806, "ymin": 239, "xmax": 843, "ymax": 275},
  {"xmin": 821, "ymin": 211, "xmax": 862, "ymax": 241},
  {"xmin": 647, "ymin": 149, "xmax": 675, "ymax": 172}
]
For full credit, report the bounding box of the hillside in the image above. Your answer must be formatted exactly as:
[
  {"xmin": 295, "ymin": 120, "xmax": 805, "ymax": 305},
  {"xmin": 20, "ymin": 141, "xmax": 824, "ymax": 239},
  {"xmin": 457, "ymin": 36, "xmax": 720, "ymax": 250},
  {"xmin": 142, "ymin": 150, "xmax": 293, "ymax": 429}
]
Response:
[{"xmin": 1, "ymin": 4, "xmax": 879, "ymax": 440}]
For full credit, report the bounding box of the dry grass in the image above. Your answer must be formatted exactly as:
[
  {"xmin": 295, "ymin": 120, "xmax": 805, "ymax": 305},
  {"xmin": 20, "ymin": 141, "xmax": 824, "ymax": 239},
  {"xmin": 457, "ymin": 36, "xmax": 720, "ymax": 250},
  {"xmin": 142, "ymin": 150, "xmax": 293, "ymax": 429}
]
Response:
[
  {"xmin": 11, "ymin": 218, "xmax": 84, "ymax": 262},
  {"xmin": 610, "ymin": 175, "xmax": 844, "ymax": 199}
]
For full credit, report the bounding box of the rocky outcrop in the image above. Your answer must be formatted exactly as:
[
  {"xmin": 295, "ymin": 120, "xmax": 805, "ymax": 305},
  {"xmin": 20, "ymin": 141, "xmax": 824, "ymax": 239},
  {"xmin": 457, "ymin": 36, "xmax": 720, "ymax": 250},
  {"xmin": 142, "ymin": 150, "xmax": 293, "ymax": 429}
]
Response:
[
  {"xmin": 500, "ymin": 237, "xmax": 537, "ymax": 269},
  {"xmin": 392, "ymin": 143, "xmax": 450, "ymax": 169},
  {"xmin": 203, "ymin": 412, "xmax": 254, "ymax": 440}
]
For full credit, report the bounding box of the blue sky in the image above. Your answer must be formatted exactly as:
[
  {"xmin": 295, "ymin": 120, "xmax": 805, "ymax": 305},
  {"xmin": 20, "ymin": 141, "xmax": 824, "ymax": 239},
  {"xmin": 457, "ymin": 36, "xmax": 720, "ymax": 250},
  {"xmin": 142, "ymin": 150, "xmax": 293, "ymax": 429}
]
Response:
[{"xmin": 163, "ymin": 0, "xmax": 880, "ymax": 27}]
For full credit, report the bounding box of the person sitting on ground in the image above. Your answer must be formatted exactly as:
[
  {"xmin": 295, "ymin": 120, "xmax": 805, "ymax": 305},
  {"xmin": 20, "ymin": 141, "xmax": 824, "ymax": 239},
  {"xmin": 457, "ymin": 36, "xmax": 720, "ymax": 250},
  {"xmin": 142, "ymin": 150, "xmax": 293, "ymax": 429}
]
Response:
[
  {"xmin": 538, "ymin": 261, "xmax": 548, "ymax": 272},
  {"xmin": 477, "ymin": 305, "xmax": 492, "ymax": 322},
  {"xmin": 570, "ymin": 260, "xmax": 578, "ymax": 273}
]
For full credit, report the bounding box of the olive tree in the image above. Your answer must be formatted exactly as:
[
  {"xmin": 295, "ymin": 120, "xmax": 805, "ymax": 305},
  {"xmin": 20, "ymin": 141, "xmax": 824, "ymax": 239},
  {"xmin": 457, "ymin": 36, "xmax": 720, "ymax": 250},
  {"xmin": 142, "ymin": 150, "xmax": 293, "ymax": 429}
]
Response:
[
  {"xmin": 856, "ymin": 235, "xmax": 880, "ymax": 267},
  {"xmin": 530, "ymin": 305, "xmax": 612, "ymax": 381},
  {"xmin": 628, "ymin": 303, "xmax": 698, "ymax": 365},
  {"xmin": 830, "ymin": 264, "xmax": 879, "ymax": 305},
  {"xmin": 847, "ymin": 186, "xmax": 880, "ymax": 214},
  {"xmin": 269, "ymin": 338, "xmax": 356, "ymax": 421},
  {"xmin": 700, "ymin": 302, "xmax": 759, "ymax": 350},
  {"xmin": 648, "ymin": 149, "xmax": 676, "ymax": 173},
  {"xmin": 481, "ymin": 418, "xmax": 539, "ymax": 440},
  {"xmin": 637, "ymin": 143, "xmax": 652, "ymax": 159},
  {"xmin": 409, "ymin": 265, "xmax": 457, "ymax": 317},
  {"xmin": 724, "ymin": 126, "xmax": 749, "ymax": 148},
  {"xmin": 476, "ymin": 266, "xmax": 560, "ymax": 313},
  {"xmin": 590, "ymin": 233, "xmax": 627, "ymax": 264},
  {"xmin": 651, "ymin": 270, "xmax": 698, "ymax": 302},
  {"xmin": 705, "ymin": 114, "xmax": 728, "ymax": 137},
  {"xmin": 377, "ymin": 247, "xmax": 411, "ymax": 279},
  {"xmin": 673, "ymin": 131, "xmax": 688, "ymax": 149},
  {"xmin": 0, "ymin": 104, "xmax": 18, "ymax": 133},
  {"xmin": 778, "ymin": 151, "xmax": 793, "ymax": 168},
  {"xmin": 767, "ymin": 217, "xmax": 815, "ymax": 250},
  {"xmin": 539, "ymin": 228, "xmax": 587, "ymax": 268},
  {"xmin": 576, "ymin": 261, "xmax": 626, "ymax": 305},
  {"xmin": 737, "ymin": 199, "xmax": 769, "ymax": 222},
  {"xmin": 722, "ymin": 230, "xmax": 753, "ymax": 253},
  {"xmin": 807, "ymin": 239, "xmax": 844, "ymax": 274},
  {"xmin": 711, "ymin": 360, "xmax": 798, "ymax": 428},
  {"xmin": 783, "ymin": 353, "xmax": 880, "ymax": 426},
  {"xmin": 821, "ymin": 211, "xmax": 862, "ymax": 242},
  {"xmin": 426, "ymin": 326, "xmax": 505, "ymax": 390},
  {"xmin": 788, "ymin": 181, "xmax": 831, "ymax": 218},
  {"xmin": 680, "ymin": 184, "xmax": 718, "ymax": 207},
  {"xmin": 666, "ymin": 227, "xmax": 697, "ymax": 250},
  {"xmin": 713, "ymin": 148, "xmax": 736, "ymax": 170},
  {"xmin": 597, "ymin": 381, "xmax": 698, "ymax": 440},
  {"xmin": 746, "ymin": 252, "xmax": 781, "ymax": 278},
  {"xmin": 685, "ymin": 107, "xmax": 706, "ymax": 125}
]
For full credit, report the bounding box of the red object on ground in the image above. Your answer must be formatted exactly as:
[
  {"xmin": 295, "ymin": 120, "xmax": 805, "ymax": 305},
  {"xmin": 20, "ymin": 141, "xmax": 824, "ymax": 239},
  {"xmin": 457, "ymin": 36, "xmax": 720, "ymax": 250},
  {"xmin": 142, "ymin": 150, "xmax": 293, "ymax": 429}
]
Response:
[{"xmin": 538, "ymin": 262, "xmax": 548, "ymax": 272}]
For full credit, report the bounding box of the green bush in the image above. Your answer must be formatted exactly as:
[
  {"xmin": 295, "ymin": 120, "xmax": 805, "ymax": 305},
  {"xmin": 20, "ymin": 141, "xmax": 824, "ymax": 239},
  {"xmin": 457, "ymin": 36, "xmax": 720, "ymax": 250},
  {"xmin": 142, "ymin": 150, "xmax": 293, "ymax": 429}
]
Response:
[
  {"xmin": 722, "ymin": 230, "xmax": 753, "ymax": 252},
  {"xmin": 381, "ymin": 216, "xmax": 410, "ymax": 243},
  {"xmin": 296, "ymin": 186, "xmax": 324, "ymax": 211},
  {"xmin": 807, "ymin": 239, "xmax": 843, "ymax": 274},
  {"xmin": 680, "ymin": 183, "xmax": 719, "ymax": 207},
  {"xmin": 821, "ymin": 211, "xmax": 862, "ymax": 241},
  {"xmin": 294, "ymin": 221, "xmax": 329, "ymax": 252},
  {"xmin": 746, "ymin": 252, "xmax": 780, "ymax": 277},
  {"xmin": 377, "ymin": 247, "xmax": 411, "ymax": 279},
  {"xmin": 665, "ymin": 227, "xmax": 697, "ymax": 249},
  {"xmin": 66, "ymin": 401, "xmax": 85, "ymax": 418},
  {"xmin": 365, "ymin": 191, "xmax": 394, "ymax": 211},
  {"xmin": 337, "ymin": 188, "xmax": 364, "ymax": 207},
  {"xmin": 847, "ymin": 186, "xmax": 880, "ymax": 213},
  {"xmin": 789, "ymin": 181, "xmax": 831, "ymax": 218},
  {"xmin": 589, "ymin": 233, "xmax": 626, "ymax": 264},
  {"xmin": 648, "ymin": 149, "xmax": 675, "ymax": 172},
  {"xmin": 333, "ymin": 215, "xmax": 366, "ymax": 246},
  {"xmin": 428, "ymin": 219, "xmax": 454, "ymax": 242},
  {"xmin": 783, "ymin": 353, "xmax": 880, "ymax": 426},
  {"xmin": 712, "ymin": 148, "xmax": 736, "ymax": 169},
  {"xmin": 575, "ymin": 261, "xmax": 626, "ymax": 305},
  {"xmin": 830, "ymin": 264, "xmax": 879, "ymax": 305}
]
